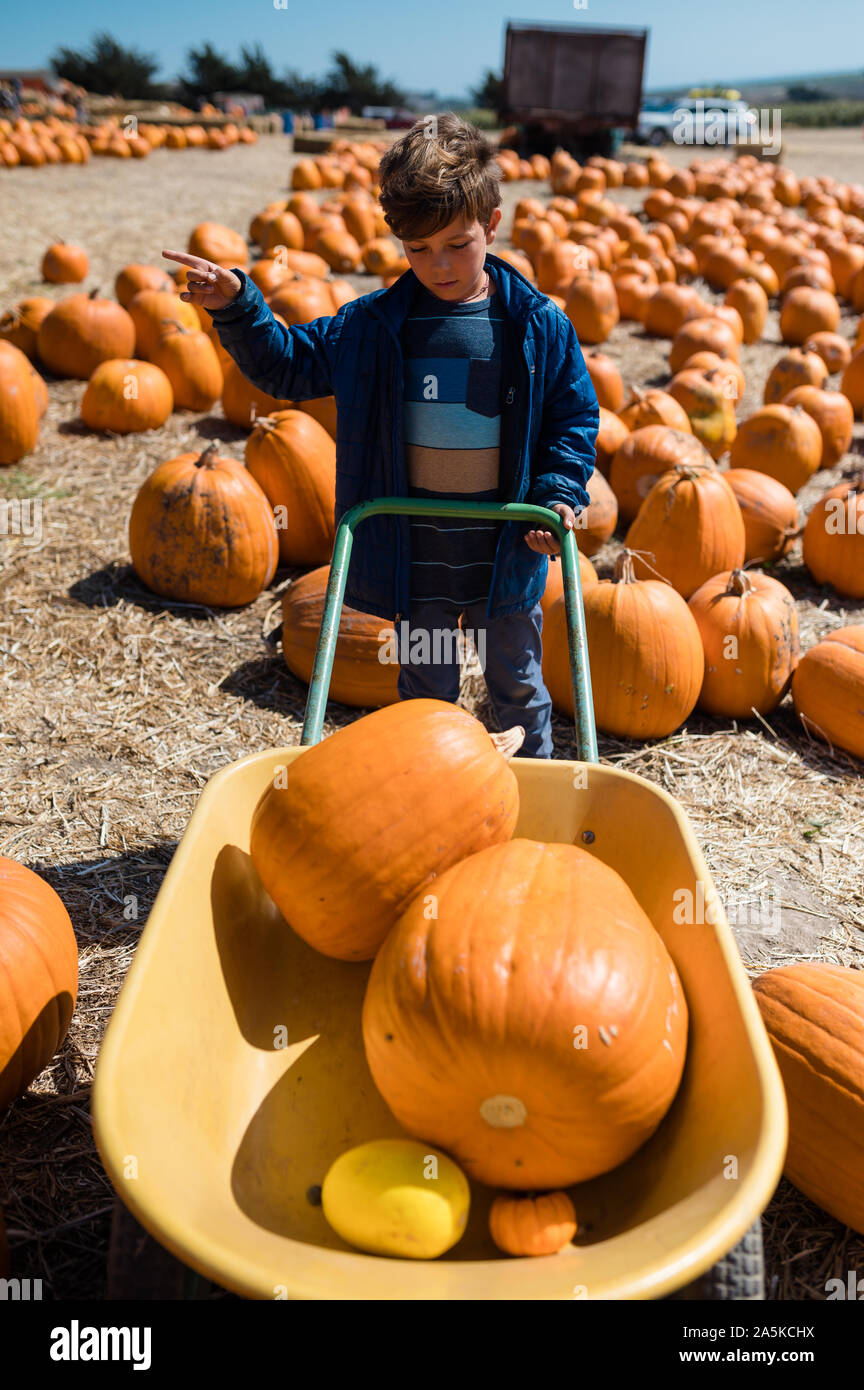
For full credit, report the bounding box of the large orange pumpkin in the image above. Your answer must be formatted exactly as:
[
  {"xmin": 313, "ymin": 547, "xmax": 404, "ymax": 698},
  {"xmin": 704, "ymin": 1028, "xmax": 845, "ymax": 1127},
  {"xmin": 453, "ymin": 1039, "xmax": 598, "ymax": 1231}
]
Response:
[
  {"xmin": 584, "ymin": 352, "xmax": 623, "ymax": 411},
  {"xmin": 576, "ymin": 469, "xmax": 618, "ymax": 556},
  {"xmin": 609, "ymin": 426, "xmax": 710, "ymax": 523},
  {"xmin": 753, "ymin": 964, "xmax": 864, "ymax": 1233},
  {"xmin": 801, "ymin": 474, "xmax": 864, "ymax": 599},
  {"xmin": 667, "ymin": 368, "xmax": 737, "ymax": 458},
  {"xmin": 543, "ymin": 550, "xmax": 704, "ymax": 735},
  {"xmin": 249, "ymin": 700, "xmax": 521, "ymax": 961},
  {"xmin": 129, "ymin": 444, "xmax": 278, "ymax": 607},
  {"xmin": 563, "ymin": 270, "xmax": 619, "ymax": 343},
  {"xmin": 282, "ymin": 566, "xmax": 399, "ymax": 707},
  {"xmin": 729, "ymin": 404, "xmax": 823, "ymax": 492},
  {"xmin": 245, "ymin": 410, "xmax": 336, "ymax": 566},
  {"xmin": 626, "ymin": 464, "xmax": 746, "ymax": 598},
  {"xmin": 725, "ymin": 469, "xmax": 799, "ymax": 564},
  {"xmin": 669, "ymin": 317, "xmax": 739, "ymax": 373},
  {"xmin": 221, "ymin": 361, "xmax": 293, "ymax": 429},
  {"xmin": 791, "ymin": 626, "xmax": 864, "ymax": 759},
  {"xmin": 126, "ymin": 289, "xmax": 199, "ymax": 361},
  {"xmin": 802, "ymin": 331, "xmax": 851, "ymax": 375},
  {"xmin": 779, "ymin": 286, "xmax": 840, "ymax": 345},
  {"xmin": 81, "ymin": 358, "xmax": 174, "ymax": 433},
  {"xmin": 782, "ymin": 385, "xmax": 853, "ymax": 467},
  {"xmin": 150, "ymin": 320, "xmax": 224, "ymax": 411},
  {"xmin": 362, "ymin": 838, "xmax": 688, "ymax": 1188},
  {"xmin": 0, "ymin": 857, "xmax": 78, "ymax": 1109},
  {"xmin": 688, "ymin": 568, "xmax": 799, "ymax": 716},
  {"xmin": 540, "ymin": 552, "xmax": 597, "ymax": 617},
  {"xmin": 187, "ymin": 221, "xmax": 248, "ymax": 267},
  {"xmin": 115, "ymin": 263, "xmax": 176, "ymax": 307},
  {"xmin": 764, "ymin": 348, "xmax": 828, "ymax": 404},
  {"xmin": 618, "ymin": 386, "xmax": 691, "ymax": 436},
  {"xmin": 0, "ymin": 340, "xmax": 40, "ymax": 464},
  {"xmin": 37, "ymin": 291, "xmax": 136, "ymax": 379},
  {"xmin": 724, "ymin": 278, "xmax": 768, "ymax": 344},
  {"xmin": 594, "ymin": 406, "xmax": 629, "ymax": 476}
]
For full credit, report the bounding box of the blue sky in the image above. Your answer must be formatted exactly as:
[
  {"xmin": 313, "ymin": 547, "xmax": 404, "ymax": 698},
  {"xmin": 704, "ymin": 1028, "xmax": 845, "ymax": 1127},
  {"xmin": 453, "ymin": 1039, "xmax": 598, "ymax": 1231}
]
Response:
[{"xmin": 4, "ymin": 0, "xmax": 858, "ymax": 97}]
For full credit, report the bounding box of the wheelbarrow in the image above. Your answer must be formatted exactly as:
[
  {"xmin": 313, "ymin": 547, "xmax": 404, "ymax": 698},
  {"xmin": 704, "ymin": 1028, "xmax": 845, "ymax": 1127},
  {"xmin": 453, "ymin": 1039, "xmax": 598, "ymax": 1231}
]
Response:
[{"xmin": 92, "ymin": 499, "xmax": 787, "ymax": 1299}]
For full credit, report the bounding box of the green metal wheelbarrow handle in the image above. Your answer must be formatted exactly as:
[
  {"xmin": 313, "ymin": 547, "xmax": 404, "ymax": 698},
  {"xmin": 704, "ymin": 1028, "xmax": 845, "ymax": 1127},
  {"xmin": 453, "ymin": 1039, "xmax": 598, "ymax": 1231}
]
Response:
[{"xmin": 300, "ymin": 498, "xmax": 599, "ymax": 762}]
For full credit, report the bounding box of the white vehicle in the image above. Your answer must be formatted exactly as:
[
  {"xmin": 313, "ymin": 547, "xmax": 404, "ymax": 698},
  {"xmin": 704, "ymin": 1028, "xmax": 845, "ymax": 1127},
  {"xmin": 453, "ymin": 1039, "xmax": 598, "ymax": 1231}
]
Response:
[{"xmin": 636, "ymin": 96, "xmax": 758, "ymax": 146}]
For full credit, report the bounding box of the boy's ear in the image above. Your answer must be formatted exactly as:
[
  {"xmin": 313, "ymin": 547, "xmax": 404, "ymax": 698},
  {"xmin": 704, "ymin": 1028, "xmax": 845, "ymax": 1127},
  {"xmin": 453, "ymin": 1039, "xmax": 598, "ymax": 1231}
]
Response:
[{"xmin": 486, "ymin": 207, "xmax": 503, "ymax": 243}]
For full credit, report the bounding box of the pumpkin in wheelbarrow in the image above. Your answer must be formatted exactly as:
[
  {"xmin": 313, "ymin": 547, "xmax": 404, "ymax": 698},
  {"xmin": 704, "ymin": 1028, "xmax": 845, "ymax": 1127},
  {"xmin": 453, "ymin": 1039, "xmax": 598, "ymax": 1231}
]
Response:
[
  {"xmin": 363, "ymin": 838, "xmax": 688, "ymax": 1189},
  {"xmin": 250, "ymin": 700, "xmax": 522, "ymax": 961}
]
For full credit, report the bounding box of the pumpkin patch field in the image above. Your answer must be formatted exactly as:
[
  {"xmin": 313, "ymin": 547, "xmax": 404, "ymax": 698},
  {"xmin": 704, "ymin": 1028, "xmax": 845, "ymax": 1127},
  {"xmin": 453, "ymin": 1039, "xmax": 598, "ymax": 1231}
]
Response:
[{"xmin": 1, "ymin": 125, "xmax": 864, "ymax": 1300}]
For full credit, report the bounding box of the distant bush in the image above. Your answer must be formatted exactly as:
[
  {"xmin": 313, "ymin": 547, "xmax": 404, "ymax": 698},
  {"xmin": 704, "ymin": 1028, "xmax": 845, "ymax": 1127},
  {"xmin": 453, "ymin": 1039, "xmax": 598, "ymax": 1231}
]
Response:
[
  {"xmin": 452, "ymin": 107, "xmax": 499, "ymax": 130},
  {"xmin": 780, "ymin": 100, "xmax": 864, "ymax": 127}
]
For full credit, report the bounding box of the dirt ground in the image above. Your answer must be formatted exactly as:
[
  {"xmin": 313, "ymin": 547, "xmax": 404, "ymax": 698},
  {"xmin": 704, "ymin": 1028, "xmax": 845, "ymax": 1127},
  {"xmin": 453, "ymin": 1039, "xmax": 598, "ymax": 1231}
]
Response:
[{"xmin": 1, "ymin": 130, "xmax": 863, "ymax": 1300}]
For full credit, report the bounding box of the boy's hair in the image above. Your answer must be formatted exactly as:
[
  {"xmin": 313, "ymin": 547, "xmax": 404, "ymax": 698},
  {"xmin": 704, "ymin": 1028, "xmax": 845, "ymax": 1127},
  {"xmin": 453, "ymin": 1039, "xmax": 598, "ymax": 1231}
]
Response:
[{"xmin": 377, "ymin": 112, "xmax": 501, "ymax": 242}]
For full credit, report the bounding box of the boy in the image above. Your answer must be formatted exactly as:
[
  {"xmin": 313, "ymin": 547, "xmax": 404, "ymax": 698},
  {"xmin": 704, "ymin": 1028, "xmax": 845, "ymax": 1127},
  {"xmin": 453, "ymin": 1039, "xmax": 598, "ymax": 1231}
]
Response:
[{"xmin": 165, "ymin": 114, "xmax": 599, "ymax": 756}]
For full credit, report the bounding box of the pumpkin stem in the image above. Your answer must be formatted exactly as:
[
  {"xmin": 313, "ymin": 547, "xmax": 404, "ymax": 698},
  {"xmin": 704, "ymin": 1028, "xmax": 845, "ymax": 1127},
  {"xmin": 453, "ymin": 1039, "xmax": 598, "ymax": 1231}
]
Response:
[
  {"xmin": 161, "ymin": 317, "xmax": 191, "ymax": 334},
  {"xmin": 253, "ymin": 415, "xmax": 280, "ymax": 433},
  {"xmin": 614, "ymin": 549, "xmax": 638, "ymax": 584},
  {"xmin": 490, "ymin": 726, "xmax": 526, "ymax": 760},
  {"xmin": 195, "ymin": 443, "xmax": 219, "ymax": 469},
  {"xmin": 88, "ymin": 287, "xmax": 100, "ymax": 299},
  {"xmin": 727, "ymin": 568, "xmax": 753, "ymax": 597}
]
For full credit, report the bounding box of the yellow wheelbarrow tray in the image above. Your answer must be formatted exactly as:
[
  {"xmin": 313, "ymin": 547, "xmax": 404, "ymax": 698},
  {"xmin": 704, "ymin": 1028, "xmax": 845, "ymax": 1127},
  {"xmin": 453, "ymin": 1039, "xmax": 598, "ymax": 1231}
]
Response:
[{"xmin": 92, "ymin": 500, "xmax": 787, "ymax": 1299}]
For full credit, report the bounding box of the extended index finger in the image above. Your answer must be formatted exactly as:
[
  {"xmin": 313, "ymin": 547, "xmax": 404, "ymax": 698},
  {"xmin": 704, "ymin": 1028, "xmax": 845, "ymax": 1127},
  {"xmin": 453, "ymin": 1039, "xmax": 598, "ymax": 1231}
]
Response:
[{"xmin": 162, "ymin": 249, "xmax": 213, "ymax": 271}]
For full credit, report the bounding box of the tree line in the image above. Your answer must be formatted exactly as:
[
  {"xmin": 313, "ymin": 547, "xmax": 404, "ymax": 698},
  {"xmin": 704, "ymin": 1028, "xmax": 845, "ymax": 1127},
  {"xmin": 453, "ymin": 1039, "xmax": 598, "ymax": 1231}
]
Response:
[
  {"xmin": 50, "ymin": 33, "xmax": 409, "ymax": 111},
  {"xmin": 50, "ymin": 35, "xmax": 863, "ymax": 119}
]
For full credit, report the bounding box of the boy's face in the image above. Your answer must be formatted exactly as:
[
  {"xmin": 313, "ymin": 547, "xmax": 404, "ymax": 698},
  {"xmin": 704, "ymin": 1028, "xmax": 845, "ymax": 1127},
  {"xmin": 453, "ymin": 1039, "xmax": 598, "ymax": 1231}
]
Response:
[{"xmin": 401, "ymin": 209, "xmax": 502, "ymax": 301}]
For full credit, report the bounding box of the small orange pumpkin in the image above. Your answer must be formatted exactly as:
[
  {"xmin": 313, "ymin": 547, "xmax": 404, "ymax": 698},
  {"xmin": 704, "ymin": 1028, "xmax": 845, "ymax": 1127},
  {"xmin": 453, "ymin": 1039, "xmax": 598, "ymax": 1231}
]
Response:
[
  {"xmin": 41, "ymin": 241, "xmax": 88, "ymax": 284},
  {"xmin": 489, "ymin": 1191, "xmax": 577, "ymax": 1257}
]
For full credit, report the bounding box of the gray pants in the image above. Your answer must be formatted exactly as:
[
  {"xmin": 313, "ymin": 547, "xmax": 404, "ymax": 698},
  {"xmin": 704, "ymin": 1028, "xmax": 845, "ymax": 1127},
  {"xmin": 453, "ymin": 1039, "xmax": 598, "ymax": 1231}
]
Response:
[{"xmin": 395, "ymin": 600, "xmax": 553, "ymax": 758}]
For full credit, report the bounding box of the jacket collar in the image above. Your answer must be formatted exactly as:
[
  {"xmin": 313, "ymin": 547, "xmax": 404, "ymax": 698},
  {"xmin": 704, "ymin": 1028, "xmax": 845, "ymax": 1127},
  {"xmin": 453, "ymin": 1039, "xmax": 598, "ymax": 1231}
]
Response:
[{"xmin": 367, "ymin": 251, "xmax": 547, "ymax": 332}]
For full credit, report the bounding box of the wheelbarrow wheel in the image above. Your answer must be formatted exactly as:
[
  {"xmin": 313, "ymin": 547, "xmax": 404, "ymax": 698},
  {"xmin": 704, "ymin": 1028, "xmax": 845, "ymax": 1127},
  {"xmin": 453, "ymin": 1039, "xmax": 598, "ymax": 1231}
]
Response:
[
  {"xmin": 668, "ymin": 1219, "xmax": 765, "ymax": 1300},
  {"xmin": 107, "ymin": 1197, "xmax": 226, "ymax": 1300}
]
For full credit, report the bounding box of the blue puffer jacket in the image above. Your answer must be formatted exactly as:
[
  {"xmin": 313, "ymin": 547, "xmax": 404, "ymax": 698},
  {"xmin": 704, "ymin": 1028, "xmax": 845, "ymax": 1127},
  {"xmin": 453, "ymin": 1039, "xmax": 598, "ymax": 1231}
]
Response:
[{"xmin": 209, "ymin": 252, "xmax": 599, "ymax": 622}]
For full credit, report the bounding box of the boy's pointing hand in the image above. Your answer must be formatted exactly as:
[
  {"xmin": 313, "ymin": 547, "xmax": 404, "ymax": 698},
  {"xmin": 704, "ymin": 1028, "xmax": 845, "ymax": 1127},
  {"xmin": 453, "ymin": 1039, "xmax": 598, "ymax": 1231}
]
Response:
[
  {"xmin": 524, "ymin": 502, "xmax": 578, "ymax": 555},
  {"xmin": 161, "ymin": 250, "xmax": 242, "ymax": 312}
]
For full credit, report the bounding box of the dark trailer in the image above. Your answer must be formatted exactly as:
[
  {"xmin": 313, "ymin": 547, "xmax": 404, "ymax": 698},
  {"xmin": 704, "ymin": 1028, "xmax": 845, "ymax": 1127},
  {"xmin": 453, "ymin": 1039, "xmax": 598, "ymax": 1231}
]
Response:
[{"xmin": 500, "ymin": 21, "xmax": 648, "ymax": 158}]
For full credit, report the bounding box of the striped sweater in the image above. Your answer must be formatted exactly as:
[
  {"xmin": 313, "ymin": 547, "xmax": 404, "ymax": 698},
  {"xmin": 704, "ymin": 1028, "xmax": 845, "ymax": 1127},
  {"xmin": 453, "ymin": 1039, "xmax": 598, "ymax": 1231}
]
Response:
[{"xmin": 401, "ymin": 284, "xmax": 506, "ymax": 611}]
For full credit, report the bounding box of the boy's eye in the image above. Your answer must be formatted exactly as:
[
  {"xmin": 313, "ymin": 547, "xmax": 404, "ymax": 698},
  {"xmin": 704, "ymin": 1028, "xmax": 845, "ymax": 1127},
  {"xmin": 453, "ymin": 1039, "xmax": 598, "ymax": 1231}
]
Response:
[{"xmin": 406, "ymin": 241, "xmax": 470, "ymax": 254}]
